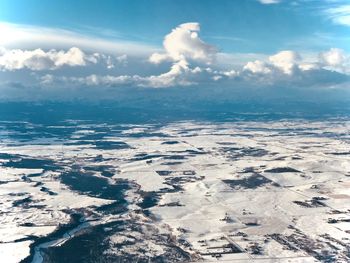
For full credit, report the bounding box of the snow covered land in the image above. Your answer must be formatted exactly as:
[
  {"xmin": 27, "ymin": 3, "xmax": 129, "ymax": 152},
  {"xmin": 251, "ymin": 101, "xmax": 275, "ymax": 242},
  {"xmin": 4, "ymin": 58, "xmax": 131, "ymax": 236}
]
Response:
[{"xmin": 0, "ymin": 119, "xmax": 349, "ymax": 262}]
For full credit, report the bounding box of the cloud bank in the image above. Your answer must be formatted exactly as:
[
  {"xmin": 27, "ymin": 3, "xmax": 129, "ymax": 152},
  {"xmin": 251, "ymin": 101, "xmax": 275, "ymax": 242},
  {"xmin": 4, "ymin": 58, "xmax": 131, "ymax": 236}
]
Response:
[
  {"xmin": 0, "ymin": 21, "xmax": 349, "ymax": 101},
  {"xmin": 0, "ymin": 46, "xmax": 130, "ymax": 73},
  {"xmin": 0, "ymin": 47, "xmax": 96, "ymax": 71}
]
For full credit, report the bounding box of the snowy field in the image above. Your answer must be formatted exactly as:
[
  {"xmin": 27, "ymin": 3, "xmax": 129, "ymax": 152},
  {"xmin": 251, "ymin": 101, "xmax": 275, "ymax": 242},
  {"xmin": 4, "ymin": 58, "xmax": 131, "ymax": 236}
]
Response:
[{"xmin": 0, "ymin": 119, "xmax": 349, "ymax": 262}]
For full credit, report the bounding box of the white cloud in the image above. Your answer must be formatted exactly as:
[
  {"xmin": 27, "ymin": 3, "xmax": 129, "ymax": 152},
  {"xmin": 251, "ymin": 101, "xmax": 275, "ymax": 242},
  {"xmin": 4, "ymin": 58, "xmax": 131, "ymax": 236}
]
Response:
[
  {"xmin": 143, "ymin": 60, "xmax": 202, "ymax": 87},
  {"xmin": 149, "ymin": 22, "xmax": 216, "ymax": 65},
  {"xmin": 0, "ymin": 47, "xmax": 129, "ymax": 71},
  {"xmin": 1, "ymin": 21, "xmax": 349, "ymax": 92},
  {"xmin": 326, "ymin": 5, "xmax": 350, "ymax": 26},
  {"xmin": 319, "ymin": 48, "xmax": 350, "ymax": 74},
  {"xmin": 40, "ymin": 47, "xmax": 350, "ymax": 89},
  {"xmin": 319, "ymin": 48, "xmax": 346, "ymax": 67},
  {"xmin": 144, "ymin": 22, "xmax": 217, "ymax": 87},
  {"xmin": 149, "ymin": 53, "xmax": 171, "ymax": 64},
  {"xmin": 75, "ymin": 74, "xmax": 137, "ymax": 86},
  {"xmin": 39, "ymin": 73, "xmax": 138, "ymax": 87},
  {"xmin": 257, "ymin": 0, "xmax": 281, "ymax": 4},
  {"xmin": 220, "ymin": 69, "xmax": 237, "ymax": 78},
  {"xmin": 42, "ymin": 60, "xmax": 205, "ymax": 88},
  {"xmin": 216, "ymin": 52, "xmax": 269, "ymax": 69},
  {"xmin": 269, "ymin": 50, "xmax": 301, "ymax": 74},
  {"xmin": 298, "ymin": 63, "xmax": 319, "ymax": 71},
  {"xmin": 243, "ymin": 60, "xmax": 272, "ymax": 74},
  {"xmin": 0, "ymin": 47, "xmax": 95, "ymax": 71},
  {"xmin": 243, "ymin": 51, "xmax": 301, "ymax": 75},
  {"xmin": 36, "ymin": 23, "xmax": 215, "ymax": 88},
  {"xmin": 239, "ymin": 48, "xmax": 350, "ymax": 87},
  {"xmin": 0, "ymin": 22, "xmax": 158, "ymax": 56}
]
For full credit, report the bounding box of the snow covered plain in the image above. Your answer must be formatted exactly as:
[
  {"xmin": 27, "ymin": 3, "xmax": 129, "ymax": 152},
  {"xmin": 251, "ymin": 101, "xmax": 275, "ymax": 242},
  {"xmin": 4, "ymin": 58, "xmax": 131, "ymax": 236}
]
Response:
[{"xmin": 0, "ymin": 119, "xmax": 349, "ymax": 262}]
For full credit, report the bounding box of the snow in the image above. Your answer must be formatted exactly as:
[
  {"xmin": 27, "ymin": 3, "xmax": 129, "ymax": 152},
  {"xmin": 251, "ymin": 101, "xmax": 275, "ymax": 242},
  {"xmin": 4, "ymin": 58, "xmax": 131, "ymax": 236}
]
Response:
[{"xmin": 0, "ymin": 119, "xmax": 349, "ymax": 262}]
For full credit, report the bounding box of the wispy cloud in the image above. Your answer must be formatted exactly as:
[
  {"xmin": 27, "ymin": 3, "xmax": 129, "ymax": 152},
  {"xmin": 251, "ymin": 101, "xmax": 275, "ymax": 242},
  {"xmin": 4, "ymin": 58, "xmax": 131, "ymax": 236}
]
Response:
[
  {"xmin": 257, "ymin": 0, "xmax": 281, "ymax": 5},
  {"xmin": 325, "ymin": 3, "xmax": 350, "ymax": 26},
  {"xmin": 0, "ymin": 22, "xmax": 159, "ymax": 56},
  {"xmin": 205, "ymin": 35, "xmax": 247, "ymax": 43}
]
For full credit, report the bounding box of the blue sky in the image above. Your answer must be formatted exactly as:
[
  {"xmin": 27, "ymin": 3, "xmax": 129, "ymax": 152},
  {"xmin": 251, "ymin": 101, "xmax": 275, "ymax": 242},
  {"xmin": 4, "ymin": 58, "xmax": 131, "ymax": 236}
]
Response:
[
  {"xmin": 0, "ymin": 0, "xmax": 349, "ymax": 101},
  {"xmin": 1, "ymin": 0, "xmax": 349, "ymax": 53}
]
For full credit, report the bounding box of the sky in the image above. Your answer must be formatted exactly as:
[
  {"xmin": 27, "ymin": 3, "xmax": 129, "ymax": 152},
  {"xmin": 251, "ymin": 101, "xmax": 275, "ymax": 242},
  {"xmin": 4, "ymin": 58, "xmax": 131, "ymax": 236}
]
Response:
[{"xmin": 0, "ymin": 0, "xmax": 350, "ymax": 103}]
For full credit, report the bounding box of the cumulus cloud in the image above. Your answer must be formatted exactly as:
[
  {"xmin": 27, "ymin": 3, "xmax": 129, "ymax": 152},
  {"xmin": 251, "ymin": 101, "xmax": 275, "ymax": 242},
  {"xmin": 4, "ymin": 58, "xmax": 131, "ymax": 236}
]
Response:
[
  {"xmin": 149, "ymin": 22, "xmax": 216, "ymax": 65},
  {"xmin": 0, "ymin": 47, "xmax": 97, "ymax": 71},
  {"xmin": 319, "ymin": 48, "xmax": 346, "ymax": 67},
  {"xmin": 41, "ymin": 60, "xmax": 207, "ymax": 88},
  {"xmin": 0, "ymin": 47, "xmax": 129, "ymax": 72},
  {"xmin": 242, "ymin": 49, "xmax": 350, "ymax": 77},
  {"xmin": 239, "ymin": 48, "xmax": 350, "ymax": 87},
  {"xmin": 149, "ymin": 53, "xmax": 171, "ymax": 64},
  {"xmin": 243, "ymin": 50, "xmax": 302, "ymax": 75},
  {"xmin": 144, "ymin": 60, "xmax": 193, "ymax": 87},
  {"xmin": 243, "ymin": 60, "xmax": 272, "ymax": 74},
  {"xmin": 318, "ymin": 48, "xmax": 350, "ymax": 74},
  {"xmin": 269, "ymin": 51, "xmax": 301, "ymax": 74},
  {"xmin": 143, "ymin": 61, "xmax": 209, "ymax": 88},
  {"xmin": 318, "ymin": 48, "xmax": 350, "ymax": 75},
  {"xmin": 145, "ymin": 22, "xmax": 217, "ymax": 87},
  {"xmin": 40, "ymin": 47, "xmax": 350, "ymax": 89},
  {"xmin": 2, "ymin": 21, "xmax": 350, "ymax": 93}
]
